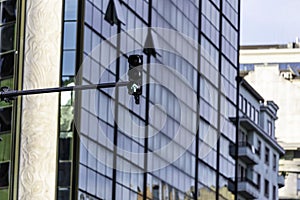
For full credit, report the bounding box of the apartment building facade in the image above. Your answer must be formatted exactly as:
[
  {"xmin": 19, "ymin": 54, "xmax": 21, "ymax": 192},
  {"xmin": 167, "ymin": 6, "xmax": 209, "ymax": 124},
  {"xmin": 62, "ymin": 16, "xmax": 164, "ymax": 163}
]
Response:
[
  {"xmin": 240, "ymin": 42, "xmax": 300, "ymax": 199},
  {"xmin": 229, "ymin": 79, "xmax": 284, "ymax": 200}
]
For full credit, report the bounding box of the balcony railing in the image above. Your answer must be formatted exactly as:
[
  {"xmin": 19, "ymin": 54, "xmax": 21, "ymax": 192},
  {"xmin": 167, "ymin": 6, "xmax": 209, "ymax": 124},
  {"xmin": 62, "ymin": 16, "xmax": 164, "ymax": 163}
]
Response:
[
  {"xmin": 229, "ymin": 142, "xmax": 259, "ymax": 165},
  {"xmin": 237, "ymin": 176, "xmax": 258, "ymax": 189},
  {"xmin": 237, "ymin": 176, "xmax": 259, "ymax": 199},
  {"xmin": 228, "ymin": 176, "xmax": 259, "ymax": 199}
]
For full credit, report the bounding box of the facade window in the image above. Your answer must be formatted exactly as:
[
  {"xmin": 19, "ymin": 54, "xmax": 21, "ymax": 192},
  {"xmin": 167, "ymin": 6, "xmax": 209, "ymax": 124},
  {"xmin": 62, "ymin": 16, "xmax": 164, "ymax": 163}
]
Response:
[
  {"xmin": 0, "ymin": 162, "xmax": 9, "ymax": 187},
  {"xmin": 257, "ymin": 173, "xmax": 261, "ymax": 190},
  {"xmin": 238, "ymin": 164, "xmax": 246, "ymax": 180},
  {"xmin": 239, "ymin": 130, "xmax": 247, "ymax": 143},
  {"xmin": 273, "ymin": 154, "xmax": 277, "ymax": 171},
  {"xmin": 255, "ymin": 110, "xmax": 259, "ymax": 124},
  {"xmin": 251, "ymin": 106, "xmax": 255, "ymax": 121},
  {"xmin": 0, "ymin": 107, "xmax": 12, "ymax": 132},
  {"xmin": 243, "ymin": 99, "xmax": 247, "ymax": 113},
  {"xmin": 264, "ymin": 179, "xmax": 269, "ymax": 198},
  {"xmin": 294, "ymin": 150, "xmax": 300, "ymax": 158},
  {"xmin": 247, "ymin": 102, "xmax": 251, "ymax": 117},
  {"xmin": 297, "ymin": 175, "xmax": 300, "ymax": 192},
  {"xmin": 265, "ymin": 147, "xmax": 269, "ymax": 165},
  {"xmin": 257, "ymin": 140, "xmax": 261, "ymax": 157},
  {"xmin": 239, "ymin": 94, "xmax": 243, "ymax": 110},
  {"xmin": 268, "ymin": 121, "xmax": 272, "ymax": 137},
  {"xmin": 0, "ymin": 53, "xmax": 14, "ymax": 78}
]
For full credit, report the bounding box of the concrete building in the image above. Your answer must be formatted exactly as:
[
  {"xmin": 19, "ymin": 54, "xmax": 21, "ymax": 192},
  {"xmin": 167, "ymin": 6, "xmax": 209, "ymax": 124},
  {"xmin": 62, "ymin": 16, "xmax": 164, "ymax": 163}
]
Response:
[
  {"xmin": 0, "ymin": 0, "xmax": 240, "ymax": 200},
  {"xmin": 229, "ymin": 79, "xmax": 284, "ymax": 200},
  {"xmin": 240, "ymin": 41, "xmax": 300, "ymax": 199}
]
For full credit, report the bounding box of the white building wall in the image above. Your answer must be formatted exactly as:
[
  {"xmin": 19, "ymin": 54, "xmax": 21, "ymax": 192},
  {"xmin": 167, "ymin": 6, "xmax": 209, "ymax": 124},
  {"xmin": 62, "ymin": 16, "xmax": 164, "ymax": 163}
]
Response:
[
  {"xmin": 240, "ymin": 48, "xmax": 300, "ymax": 64},
  {"xmin": 244, "ymin": 65, "xmax": 300, "ymax": 148},
  {"xmin": 18, "ymin": 0, "xmax": 63, "ymax": 199},
  {"xmin": 253, "ymin": 137, "xmax": 279, "ymax": 200}
]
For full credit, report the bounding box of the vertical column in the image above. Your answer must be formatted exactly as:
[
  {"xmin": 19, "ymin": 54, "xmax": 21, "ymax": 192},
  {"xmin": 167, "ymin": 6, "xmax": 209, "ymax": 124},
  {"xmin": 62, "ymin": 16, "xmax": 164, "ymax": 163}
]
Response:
[{"xmin": 18, "ymin": 0, "xmax": 63, "ymax": 199}]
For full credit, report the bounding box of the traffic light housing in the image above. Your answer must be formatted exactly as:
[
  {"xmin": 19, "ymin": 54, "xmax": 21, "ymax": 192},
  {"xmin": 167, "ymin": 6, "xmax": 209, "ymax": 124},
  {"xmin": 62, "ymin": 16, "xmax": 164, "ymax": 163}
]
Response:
[{"xmin": 127, "ymin": 55, "xmax": 143, "ymax": 104}]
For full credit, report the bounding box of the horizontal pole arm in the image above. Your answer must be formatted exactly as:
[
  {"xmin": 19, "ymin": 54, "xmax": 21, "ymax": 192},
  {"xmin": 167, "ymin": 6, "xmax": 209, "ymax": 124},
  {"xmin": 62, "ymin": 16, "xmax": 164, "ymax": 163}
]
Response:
[{"xmin": 0, "ymin": 81, "xmax": 129, "ymax": 100}]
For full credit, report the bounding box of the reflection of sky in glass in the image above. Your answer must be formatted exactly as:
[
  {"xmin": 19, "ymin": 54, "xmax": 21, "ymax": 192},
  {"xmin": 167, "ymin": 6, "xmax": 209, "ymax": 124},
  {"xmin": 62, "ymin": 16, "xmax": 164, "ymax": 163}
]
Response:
[
  {"xmin": 64, "ymin": 0, "xmax": 77, "ymax": 20},
  {"xmin": 63, "ymin": 22, "xmax": 77, "ymax": 49}
]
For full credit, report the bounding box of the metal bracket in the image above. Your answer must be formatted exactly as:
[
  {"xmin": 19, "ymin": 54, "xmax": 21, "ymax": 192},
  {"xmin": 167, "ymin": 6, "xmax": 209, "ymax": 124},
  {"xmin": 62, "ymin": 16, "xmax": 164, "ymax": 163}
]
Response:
[{"xmin": 0, "ymin": 87, "xmax": 17, "ymax": 103}]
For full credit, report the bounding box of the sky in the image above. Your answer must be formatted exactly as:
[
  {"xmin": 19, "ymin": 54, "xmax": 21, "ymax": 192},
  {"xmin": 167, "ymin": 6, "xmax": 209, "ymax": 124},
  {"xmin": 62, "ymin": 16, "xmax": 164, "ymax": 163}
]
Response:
[{"xmin": 241, "ymin": 0, "xmax": 300, "ymax": 45}]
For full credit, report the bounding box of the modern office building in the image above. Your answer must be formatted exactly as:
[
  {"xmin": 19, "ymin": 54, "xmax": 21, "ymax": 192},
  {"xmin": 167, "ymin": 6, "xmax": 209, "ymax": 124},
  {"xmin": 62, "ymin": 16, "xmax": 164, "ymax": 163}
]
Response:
[
  {"xmin": 229, "ymin": 79, "xmax": 284, "ymax": 200},
  {"xmin": 240, "ymin": 41, "xmax": 300, "ymax": 199},
  {"xmin": 0, "ymin": 0, "xmax": 240, "ymax": 200}
]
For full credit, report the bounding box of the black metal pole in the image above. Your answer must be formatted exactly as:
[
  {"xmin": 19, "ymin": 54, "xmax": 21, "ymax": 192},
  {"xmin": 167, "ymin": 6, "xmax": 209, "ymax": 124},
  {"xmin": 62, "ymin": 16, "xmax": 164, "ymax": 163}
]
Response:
[
  {"xmin": 111, "ymin": 19, "xmax": 122, "ymax": 200},
  {"xmin": 0, "ymin": 81, "xmax": 129, "ymax": 101}
]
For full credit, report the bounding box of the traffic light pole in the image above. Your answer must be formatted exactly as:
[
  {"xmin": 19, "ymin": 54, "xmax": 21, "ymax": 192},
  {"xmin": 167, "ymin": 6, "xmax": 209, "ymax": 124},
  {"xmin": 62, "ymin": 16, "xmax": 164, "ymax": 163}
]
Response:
[{"xmin": 0, "ymin": 81, "xmax": 130, "ymax": 102}]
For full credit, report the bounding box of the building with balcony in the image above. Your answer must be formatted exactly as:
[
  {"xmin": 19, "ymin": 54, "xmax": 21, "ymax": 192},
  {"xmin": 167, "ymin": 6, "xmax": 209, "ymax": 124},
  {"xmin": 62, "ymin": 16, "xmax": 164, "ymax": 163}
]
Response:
[
  {"xmin": 240, "ymin": 41, "xmax": 300, "ymax": 199},
  {"xmin": 229, "ymin": 79, "xmax": 285, "ymax": 200},
  {"xmin": 0, "ymin": 0, "xmax": 240, "ymax": 200}
]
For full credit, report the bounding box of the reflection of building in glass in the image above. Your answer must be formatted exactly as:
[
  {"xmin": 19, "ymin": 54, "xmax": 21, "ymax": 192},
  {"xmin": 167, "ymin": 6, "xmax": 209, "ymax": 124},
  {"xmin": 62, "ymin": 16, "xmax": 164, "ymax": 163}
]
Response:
[
  {"xmin": 137, "ymin": 185, "xmax": 234, "ymax": 200},
  {"xmin": 240, "ymin": 42, "xmax": 300, "ymax": 199},
  {"xmin": 229, "ymin": 79, "xmax": 284, "ymax": 200},
  {"xmin": 0, "ymin": 0, "xmax": 240, "ymax": 199}
]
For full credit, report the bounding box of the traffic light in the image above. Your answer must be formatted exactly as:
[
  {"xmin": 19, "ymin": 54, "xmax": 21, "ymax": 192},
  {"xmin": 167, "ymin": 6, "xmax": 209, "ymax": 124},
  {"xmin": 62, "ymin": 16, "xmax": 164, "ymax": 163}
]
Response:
[{"xmin": 127, "ymin": 55, "xmax": 143, "ymax": 104}]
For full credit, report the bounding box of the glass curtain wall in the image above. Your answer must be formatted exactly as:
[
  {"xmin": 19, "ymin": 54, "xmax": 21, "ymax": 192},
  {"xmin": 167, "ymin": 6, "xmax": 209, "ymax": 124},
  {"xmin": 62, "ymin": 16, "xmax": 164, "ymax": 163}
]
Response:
[
  {"xmin": 58, "ymin": 0, "xmax": 239, "ymax": 199},
  {"xmin": 0, "ymin": 0, "xmax": 18, "ymax": 199},
  {"xmin": 57, "ymin": 0, "xmax": 78, "ymax": 199}
]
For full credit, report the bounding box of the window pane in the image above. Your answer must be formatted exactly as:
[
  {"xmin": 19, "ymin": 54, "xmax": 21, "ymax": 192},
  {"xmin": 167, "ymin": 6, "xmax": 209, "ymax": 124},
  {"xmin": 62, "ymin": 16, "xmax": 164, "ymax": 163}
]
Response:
[
  {"xmin": 59, "ymin": 137, "xmax": 72, "ymax": 160},
  {"xmin": 64, "ymin": 0, "xmax": 77, "ymax": 20},
  {"xmin": 297, "ymin": 177, "xmax": 300, "ymax": 190},
  {"xmin": 255, "ymin": 110, "xmax": 259, "ymax": 124},
  {"xmin": 0, "ymin": 78, "xmax": 13, "ymax": 90},
  {"xmin": 57, "ymin": 188, "xmax": 70, "ymax": 200},
  {"xmin": 0, "ymin": 1, "xmax": 16, "ymax": 24},
  {"xmin": 0, "ymin": 23, "xmax": 15, "ymax": 53},
  {"xmin": 0, "ymin": 134, "xmax": 11, "ymax": 161},
  {"xmin": 63, "ymin": 22, "xmax": 77, "ymax": 50},
  {"xmin": 87, "ymin": 169, "xmax": 96, "ymax": 195},
  {"xmin": 268, "ymin": 121, "xmax": 272, "ymax": 136},
  {"xmin": 0, "ymin": 189, "xmax": 8, "ymax": 199},
  {"xmin": 58, "ymin": 162, "xmax": 71, "ymax": 187},
  {"xmin": 265, "ymin": 147, "xmax": 269, "ymax": 165},
  {"xmin": 0, "ymin": 162, "xmax": 9, "ymax": 187},
  {"xmin": 62, "ymin": 51, "xmax": 76, "ymax": 76},
  {"xmin": 0, "ymin": 107, "xmax": 12, "ymax": 133},
  {"xmin": 0, "ymin": 52, "xmax": 14, "ymax": 79},
  {"xmin": 264, "ymin": 179, "xmax": 269, "ymax": 197},
  {"xmin": 79, "ymin": 164, "xmax": 87, "ymax": 190}
]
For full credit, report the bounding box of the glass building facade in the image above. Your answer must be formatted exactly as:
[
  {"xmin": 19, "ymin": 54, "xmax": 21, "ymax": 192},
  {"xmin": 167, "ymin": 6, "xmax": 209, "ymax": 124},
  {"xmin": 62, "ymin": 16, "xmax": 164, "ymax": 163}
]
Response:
[
  {"xmin": 57, "ymin": 0, "xmax": 239, "ymax": 199},
  {"xmin": 0, "ymin": 0, "xmax": 240, "ymax": 200}
]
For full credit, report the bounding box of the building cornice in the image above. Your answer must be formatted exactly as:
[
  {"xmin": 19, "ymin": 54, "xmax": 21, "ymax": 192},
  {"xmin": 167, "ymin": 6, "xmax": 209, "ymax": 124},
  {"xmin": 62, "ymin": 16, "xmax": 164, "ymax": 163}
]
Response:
[
  {"xmin": 240, "ymin": 48, "xmax": 300, "ymax": 64},
  {"xmin": 240, "ymin": 79, "xmax": 264, "ymax": 102}
]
